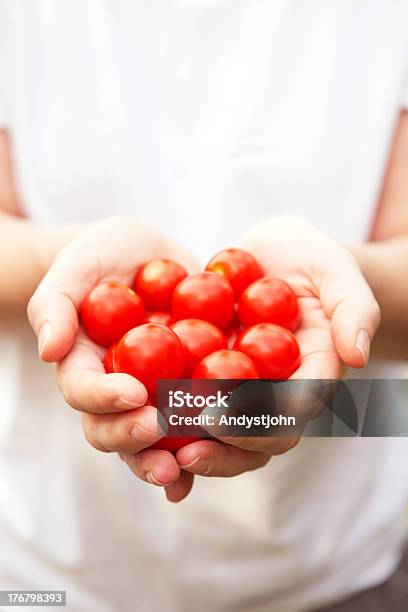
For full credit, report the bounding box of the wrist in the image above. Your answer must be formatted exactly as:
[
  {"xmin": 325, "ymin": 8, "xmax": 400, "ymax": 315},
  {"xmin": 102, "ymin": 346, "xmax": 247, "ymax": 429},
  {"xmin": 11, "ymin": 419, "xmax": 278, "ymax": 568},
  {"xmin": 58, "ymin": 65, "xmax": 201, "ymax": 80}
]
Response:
[
  {"xmin": 348, "ymin": 241, "xmax": 381, "ymax": 288},
  {"xmin": 34, "ymin": 224, "xmax": 85, "ymax": 277}
]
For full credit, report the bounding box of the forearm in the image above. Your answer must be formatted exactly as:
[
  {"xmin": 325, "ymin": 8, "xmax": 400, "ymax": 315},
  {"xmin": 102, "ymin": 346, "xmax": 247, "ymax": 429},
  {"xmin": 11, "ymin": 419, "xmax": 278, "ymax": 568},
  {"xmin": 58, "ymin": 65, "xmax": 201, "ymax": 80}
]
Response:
[
  {"xmin": 0, "ymin": 211, "xmax": 79, "ymax": 312},
  {"xmin": 352, "ymin": 237, "xmax": 408, "ymax": 361}
]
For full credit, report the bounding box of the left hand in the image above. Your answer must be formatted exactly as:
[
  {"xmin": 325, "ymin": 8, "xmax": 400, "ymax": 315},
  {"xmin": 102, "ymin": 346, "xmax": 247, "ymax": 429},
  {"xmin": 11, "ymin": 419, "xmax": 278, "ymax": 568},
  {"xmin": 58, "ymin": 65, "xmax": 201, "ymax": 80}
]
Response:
[
  {"xmin": 27, "ymin": 216, "xmax": 200, "ymax": 502},
  {"xmin": 174, "ymin": 217, "xmax": 381, "ymax": 491}
]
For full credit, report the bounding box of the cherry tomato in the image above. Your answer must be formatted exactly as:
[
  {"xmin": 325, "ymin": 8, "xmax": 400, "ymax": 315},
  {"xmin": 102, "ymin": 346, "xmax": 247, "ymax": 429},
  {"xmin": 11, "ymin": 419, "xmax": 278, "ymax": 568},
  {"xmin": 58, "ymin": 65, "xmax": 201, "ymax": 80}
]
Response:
[
  {"xmin": 144, "ymin": 311, "xmax": 174, "ymax": 326},
  {"xmin": 238, "ymin": 277, "xmax": 300, "ymax": 331},
  {"xmin": 151, "ymin": 436, "xmax": 202, "ymax": 453},
  {"xmin": 171, "ymin": 319, "xmax": 227, "ymax": 377},
  {"xmin": 114, "ymin": 323, "xmax": 185, "ymax": 397},
  {"xmin": 103, "ymin": 343, "xmax": 117, "ymax": 373},
  {"xmin": 206, "ymin": 248, "xmax": 263, "ymax": 298},
  {"xmin": 193, "ymin": 349, "xmax": 259, "ymax": 379},
  {"xmin": 134, "ymin": 259, "xmax": 187, "ymax": 311},
  {"xmin": 234, "ymin": 323, "xmax": 300, "ymax": 379},
  {"xmin": 81, "ymin": 281, "xmax": 145, "ymax": 347},
  {"xmin": 224, "ymin": 327, "xmax": 242, "ymax": 349},
  {"xmin": 172, "ymin": 272, "xmax": 235, "ymax": 329}
]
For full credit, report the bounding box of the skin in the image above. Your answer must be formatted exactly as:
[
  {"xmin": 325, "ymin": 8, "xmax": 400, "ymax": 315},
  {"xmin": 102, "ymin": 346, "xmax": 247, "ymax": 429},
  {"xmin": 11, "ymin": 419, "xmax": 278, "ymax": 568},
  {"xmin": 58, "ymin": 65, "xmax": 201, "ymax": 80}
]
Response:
[{"xmin": 0, "ymin": 110, "xmax": 408, "ymax": 502}]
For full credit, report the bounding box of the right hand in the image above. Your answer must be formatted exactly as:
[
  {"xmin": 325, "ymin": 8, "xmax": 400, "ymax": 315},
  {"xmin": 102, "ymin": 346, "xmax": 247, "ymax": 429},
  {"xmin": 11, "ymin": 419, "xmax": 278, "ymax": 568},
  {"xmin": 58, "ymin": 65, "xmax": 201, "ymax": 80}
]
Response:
[{"xmin": 27, "ymin": 216, "xmax": 199, "ymax": 501}]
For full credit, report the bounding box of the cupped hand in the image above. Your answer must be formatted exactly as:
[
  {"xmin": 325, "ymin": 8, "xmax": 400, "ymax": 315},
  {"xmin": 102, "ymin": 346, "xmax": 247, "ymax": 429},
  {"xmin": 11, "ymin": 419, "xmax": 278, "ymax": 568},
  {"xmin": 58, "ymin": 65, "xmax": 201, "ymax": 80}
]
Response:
[
  {"xmin": 177, "ymin": 216, "xmax": 381, "ymax": 479},
  {"xmin": 28, "ymin": 216, "xmax": 199, "ymax": 501}
]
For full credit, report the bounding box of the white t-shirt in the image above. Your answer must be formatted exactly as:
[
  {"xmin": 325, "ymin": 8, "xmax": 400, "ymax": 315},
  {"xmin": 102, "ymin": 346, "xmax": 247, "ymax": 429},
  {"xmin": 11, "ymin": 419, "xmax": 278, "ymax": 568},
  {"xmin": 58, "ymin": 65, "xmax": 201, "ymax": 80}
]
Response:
[{"xmin": 1, "ymin": 2, "xmax": 408, "ymax": 611}]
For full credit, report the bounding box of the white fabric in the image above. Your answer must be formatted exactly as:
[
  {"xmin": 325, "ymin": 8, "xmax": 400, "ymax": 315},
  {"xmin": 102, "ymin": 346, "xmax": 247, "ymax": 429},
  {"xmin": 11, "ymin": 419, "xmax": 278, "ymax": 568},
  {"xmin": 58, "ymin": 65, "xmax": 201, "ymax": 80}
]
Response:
[
  {"xmin": 0, "ymin": 2, "xmax": 10, "ymax": 126},
  {"xmin": 1, "ymin": 1, "xmax": 408, "ymax": 611}
]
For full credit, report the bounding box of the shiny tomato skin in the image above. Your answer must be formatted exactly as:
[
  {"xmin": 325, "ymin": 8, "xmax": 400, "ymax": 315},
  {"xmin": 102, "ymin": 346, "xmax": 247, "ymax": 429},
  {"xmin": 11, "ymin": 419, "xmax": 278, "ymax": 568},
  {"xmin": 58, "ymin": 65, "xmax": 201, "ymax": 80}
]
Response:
[
  {"xmin": 114, "ymin": 323, "xmax": 185, "ymax": 396},
  {"xmin": 206, "ymin": 248, "xmax": 263, "ymax": 298},
  {"xmin": 151, "ymin": 436, "xmax": 202, "ymax": 453},
  {"xmin": 81, "ymin": 281, "xmax": 145, "ymax": 347},
  {"xmin": 103, "ymin": 343, "xmax": 117, "ymax": 373},
  {"xmin": 171, "ymin": 319, "xmax": 227, "ymax": 377},
  {"xmin": 193, "ymin": 349, "xmax": 259, "ymax": 380},
  {"xmin": 234, "ymin": 323, "xmax": 301, "ymax": 379},
  {"xmin": 225, "ymin": 327, "xmax": 242, "ymax": 349},
  {"xmin": 134, "ymin": 259, "xmax": 187, "ymax": 311},
  {"xmin": 238, "ymin": 277, "xmax": 300, "ymax": 332},
  {"xmin": 144, "ymin": 311, "xmax": 174, "ymax": 326},
  {"xmin": 172, "ymin": 272, "xmax": 235, "ymax": 329}
]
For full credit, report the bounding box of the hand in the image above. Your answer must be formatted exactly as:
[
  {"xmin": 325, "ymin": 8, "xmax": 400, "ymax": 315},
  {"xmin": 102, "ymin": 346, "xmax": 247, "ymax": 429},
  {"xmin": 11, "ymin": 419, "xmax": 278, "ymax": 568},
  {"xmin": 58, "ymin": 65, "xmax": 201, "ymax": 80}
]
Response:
[
  {"xmin": 28, "ymin": 216, "xmax": 199, "ymax": 501},
  {"xmin": 176, "ymin": 217, "xmax": 381, "ymax": 480}
]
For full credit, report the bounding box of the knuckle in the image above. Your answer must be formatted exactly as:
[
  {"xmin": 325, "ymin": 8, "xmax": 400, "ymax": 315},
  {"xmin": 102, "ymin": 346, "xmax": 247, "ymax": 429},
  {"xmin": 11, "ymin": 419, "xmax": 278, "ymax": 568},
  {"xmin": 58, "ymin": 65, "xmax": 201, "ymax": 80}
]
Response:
[
  {"xmin": 58, "ymin": 370, "xmax": 81, "ymax": 411},
  {"xmin": 123, "ymin": 452, "xmax": 142, "ymax": 476},
  {"xmin": 26, "ymin": 293, "xmax": 41, "ymax": 324},
  {"xmin": 99, "ymin": 415, "xmax": 143, "ymax": 453},
  {"xmin": 271, "ymin": 436, "xmax": 301, "ymax": 455},
  {"xmin": 251, "ymin": 452, "xmax": 271, "ymax": 470},
  {"xmin": 82, "ymin": 414, "xmax": 109, "ymax": 452},
  {"xmin": 128, "ymin": 422, "xmax": 157, "ymax": 447},
  {"xmin": 371, "ymin": 300, "xmax": 382, "ymax": 330},
  {"xmin": 96, "ymin": 416, "xmax": 121, "ymax": 451},
  {"xmin": 236, "ymin": 436, "xmax": 260, "ymax": 451}
]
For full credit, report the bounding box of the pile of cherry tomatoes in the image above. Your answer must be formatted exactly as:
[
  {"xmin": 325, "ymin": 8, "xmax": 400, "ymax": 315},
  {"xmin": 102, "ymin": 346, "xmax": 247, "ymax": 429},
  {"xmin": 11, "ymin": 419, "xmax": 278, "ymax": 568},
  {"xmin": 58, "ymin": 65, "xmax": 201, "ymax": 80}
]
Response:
[{"xmin": 80, "ymin": 248, "xmax": 301, "ymax": 451}]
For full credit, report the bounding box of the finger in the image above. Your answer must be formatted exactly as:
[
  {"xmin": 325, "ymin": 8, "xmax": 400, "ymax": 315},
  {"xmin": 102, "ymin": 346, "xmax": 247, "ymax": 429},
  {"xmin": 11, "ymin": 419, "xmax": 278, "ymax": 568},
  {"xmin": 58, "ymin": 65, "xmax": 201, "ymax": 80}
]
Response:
[
  {"xmin": 27, "ymin": 248, "xmax": 100, "ymax": 362},
  {"xmin": 56, "ymin": 331, "xmax": 147, "ymax": 412},
  {"xmin": 291, "ymin": 351, "xmax": 343, "ymax": 380},
  {"xmin": 177, "ymin": 440, "xmax": 271, "ymax": 477},
  {"xmin": 291, "ymin": 298, "xmax": 344, "ymax": 382},
  {"xmin": 165, "ymin": 471, "xmax": 195, "ymax": 503},
  {"xmin": 166, "ymin": 241, "xmax": 201, "ymax": 275},
  {"xmin": 211, "ymin": 436, "xmax": 300, "ymax": 455},
  {"xmin": 82, "ymin": 405, "xmax": 163, "ymax": 453},
  {"xmin": 319, "ymin": 252, "xmax": 381, "ymax": 368},
  {"xmin": 121, "ymin": 449, "xmax": 181, "ymax": 487}
]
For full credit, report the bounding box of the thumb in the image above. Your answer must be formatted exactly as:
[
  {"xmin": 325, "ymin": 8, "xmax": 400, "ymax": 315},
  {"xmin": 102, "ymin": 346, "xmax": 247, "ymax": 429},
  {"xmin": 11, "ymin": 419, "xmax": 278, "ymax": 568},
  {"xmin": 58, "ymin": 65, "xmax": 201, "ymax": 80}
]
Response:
[
  {"xmin": 27, "ymin": 249, "xmax": 100, "ymax": 362},
  {"xmin": 319, "ymin": 251, "xmax": 381, "ymax": 368}
]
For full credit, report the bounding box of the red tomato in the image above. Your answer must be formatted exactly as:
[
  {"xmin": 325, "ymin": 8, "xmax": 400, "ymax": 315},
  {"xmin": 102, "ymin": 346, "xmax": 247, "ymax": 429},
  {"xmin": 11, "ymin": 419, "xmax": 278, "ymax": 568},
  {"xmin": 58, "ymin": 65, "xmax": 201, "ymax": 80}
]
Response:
[
  {"xmin": 171, "ymin": 319, "xmax": 227, "ymax": 377},
  {"xmin": 206, "ymin": 248, "xmax": 263, "ymax": 298},
  {"xmin": 193, "ymin": 349, "xmax": 259, "ymax": 379},
  {"xmin": 234, "ymin": 323, "xmax": 300, "ymax": 379},
  {"xmin": 151, "ymin": 436, "xmax": 202, "ymax": 453},
  {"xmin": 103, "ymin": 343, "xmax": 117, "ymax": 373},
  {"xmin": 144, "ymin": 311, "xmax": 174, "ymax": 326},
  {"xmin": 114, "ymin": 323, "xmax": 185, "ymax": 396},
  {"xmin": 238, "ymin": 277, "xmax": 300, "ymax": 331},
  {"xmin": 134, "ymin": 259, "xmax": 187, "ymax": 311},
  {"xmin": 224, "ymin": 327, "xmax": 242, "ymax": 349},
  {"xmin": 81, "ymin": 281, "xmax": 145, "ymax": 347},
  {"xmin": 172, "ymin": 272, "xmax": 235, "ymax": 329}
]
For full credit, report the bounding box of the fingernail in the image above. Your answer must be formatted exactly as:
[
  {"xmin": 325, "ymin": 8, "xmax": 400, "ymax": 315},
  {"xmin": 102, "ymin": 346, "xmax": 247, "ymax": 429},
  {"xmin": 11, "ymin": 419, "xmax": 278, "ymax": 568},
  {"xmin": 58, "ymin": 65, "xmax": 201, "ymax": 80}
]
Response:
[
  {"xmin": 38, "ymin": 322, "xmax": 53, "ymax": 358},
  {"xmin": 114, "ymin": 396, "xmax": 146, "ymax": 410},
  {"xmin": 145, "ymin": 471, "xmax": 167, "ymax": 486},
  {"xmin": 356, "ymin": 329, "xmax": 370, "ymax": 366},
  {"xmin": 179, "ymin": 457, "xmax": 210, "ymax": 475},
  {"xmin": 130, "ymin": 422, "xmax": 162, "ymax": 440}
]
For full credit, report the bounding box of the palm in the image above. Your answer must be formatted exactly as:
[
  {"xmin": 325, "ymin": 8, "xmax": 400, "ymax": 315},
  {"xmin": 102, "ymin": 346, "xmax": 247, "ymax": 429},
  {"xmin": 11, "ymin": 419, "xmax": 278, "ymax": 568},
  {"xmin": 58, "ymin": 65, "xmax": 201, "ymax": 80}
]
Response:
[
  {"xmin": 241, "ymin": 216, "xmax": 353, "ymax": 379},
  {"xmin": 292, "ymin": 295, "xmax": 343, "ymax": 380}
]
